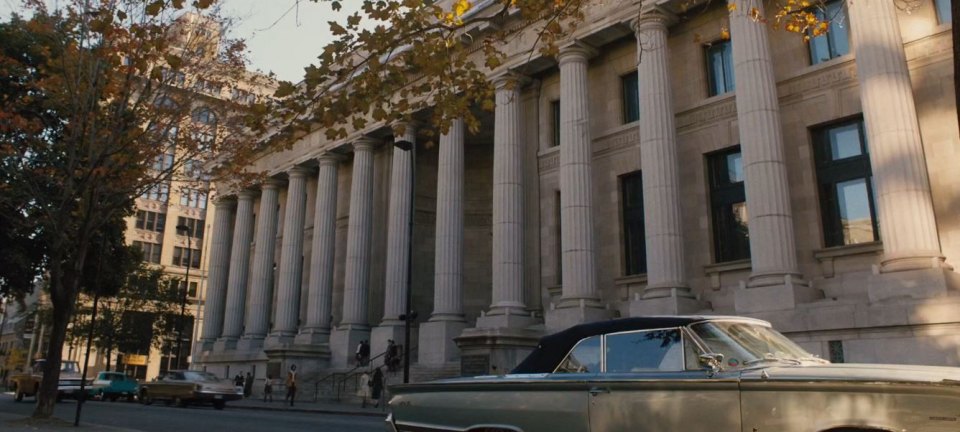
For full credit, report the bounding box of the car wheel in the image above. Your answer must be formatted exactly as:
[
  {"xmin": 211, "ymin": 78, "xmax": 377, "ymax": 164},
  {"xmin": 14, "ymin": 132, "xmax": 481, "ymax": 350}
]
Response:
[
  {"xmin": 139, "ymin": 391, "xmax": 153, "ymax": 405},
  {"xmin": 213, "ymin": 401, "xmax": 225, "ymax": 410},
  {"xmin": 173, "ymin": 396, "xmax": 187, "ymax": 408},
  {"xmin": 126, "ymin": 394, "xmax": 136, "ymax": 402},
  {"xmin": 109, "ymin": 394, "xmax": 118, "ymax": 402},
  {"xmin": 14, "ymin": 385, "xmax": 23, "ymax": 402}
]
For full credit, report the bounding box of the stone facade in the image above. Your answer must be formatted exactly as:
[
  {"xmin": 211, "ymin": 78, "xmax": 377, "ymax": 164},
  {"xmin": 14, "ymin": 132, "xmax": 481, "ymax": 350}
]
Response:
[{"xmin": 197, "ymin": 0, "xmax": 960, "ymax": 387}]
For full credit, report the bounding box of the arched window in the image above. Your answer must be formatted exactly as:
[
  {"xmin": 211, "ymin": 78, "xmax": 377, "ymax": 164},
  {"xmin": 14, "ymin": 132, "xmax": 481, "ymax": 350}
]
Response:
[{"xmin": 154, "ymin": 96, "xmax": 178, "ymax": 110}]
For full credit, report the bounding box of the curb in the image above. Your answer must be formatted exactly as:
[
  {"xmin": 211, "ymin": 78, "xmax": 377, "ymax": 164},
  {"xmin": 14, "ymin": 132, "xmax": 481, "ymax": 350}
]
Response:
[{"xmin": 225, "ymin": 403, "xmax": 387, "ymax": 418}]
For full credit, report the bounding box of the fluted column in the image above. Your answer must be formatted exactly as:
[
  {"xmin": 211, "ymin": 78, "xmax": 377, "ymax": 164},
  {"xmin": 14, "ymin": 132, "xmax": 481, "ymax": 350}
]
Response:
[
  {"xmin": 558, "ymin": 43, "xmax": 601, "ymax": 306},
  {"xmin": 490, "ymin": 74, "xmax": 526, "ymax": 314},
  {"xmin": 341, "ymin": 140, "xmax": 377, "ymax": 328},
  {"xmin": 297, "ymin": 155, "xmax": 340, "ymax": 345},
  {"xmin": 627, "ymin": 8, "xmax": 701, "ymax": 315},
  {"xmin": 381, "ymin": 124, "xmax": 416, "ymax": 325},
  {"xmin": 419, "ymin": 119, "xmax": 468, "ymax": 365},
  {"xmin": 268, "ymin": 167, "xmax": 311, "ymax": 346},
  {"xmin": 215, "ymin": 190, "xmax": 256, "ymax": 351},
  {"xmin": 431, "ymin": 118, "xmax": 466, "ymax": 321},
  {"xmin": 239, "ymin": 179, "xmax": 282, "ymax": 350},
  {"xmin": 728, "ymin": 0, "xmax": 802, "ymax": 285},
  {"xmin": 199, "ymin": 197, "xmax": 235, "ymax": 351},
  {"xmin": 849, "ymin": 0, "xmax": 945, "ymax": 272}
]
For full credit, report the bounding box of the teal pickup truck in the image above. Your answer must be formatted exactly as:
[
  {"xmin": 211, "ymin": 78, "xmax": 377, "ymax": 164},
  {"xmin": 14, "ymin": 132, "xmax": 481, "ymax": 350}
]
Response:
[{"xmin": 92, "ymin": 371, "xmax": 139, "ymax": 402}]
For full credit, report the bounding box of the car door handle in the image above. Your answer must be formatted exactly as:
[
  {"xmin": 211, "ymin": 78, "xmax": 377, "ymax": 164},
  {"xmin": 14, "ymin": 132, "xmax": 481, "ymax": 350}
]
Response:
[{"xmin": 588, "ymin": 387, "xmax": 610, "ymax": 396}]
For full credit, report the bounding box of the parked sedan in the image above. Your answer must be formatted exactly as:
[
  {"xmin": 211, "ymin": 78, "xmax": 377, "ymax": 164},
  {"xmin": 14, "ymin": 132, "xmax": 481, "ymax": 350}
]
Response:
[
  {"xmin": 93, "ymin": 371, "xmax": 139, "ymax": 402},
  {"xmin": 139, "ymin": 370, "xmax": 241, "ymax": 409},
  {"xmin": 386, "ymin": 316, "xmax": 960, "ymax": 432}
]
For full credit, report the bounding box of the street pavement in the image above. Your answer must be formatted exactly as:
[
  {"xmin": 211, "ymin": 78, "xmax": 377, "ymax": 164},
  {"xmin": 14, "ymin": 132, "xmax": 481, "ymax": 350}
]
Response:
[{"xmin": 0, "ymin": 393, "xmax": 386, "ymax": 432}]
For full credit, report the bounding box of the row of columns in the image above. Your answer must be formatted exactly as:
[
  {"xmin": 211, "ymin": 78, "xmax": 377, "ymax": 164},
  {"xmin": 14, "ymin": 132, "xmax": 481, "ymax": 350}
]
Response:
[{"xmin": 199, "ymin": 0, "xmax": 947, "ymax": 352}]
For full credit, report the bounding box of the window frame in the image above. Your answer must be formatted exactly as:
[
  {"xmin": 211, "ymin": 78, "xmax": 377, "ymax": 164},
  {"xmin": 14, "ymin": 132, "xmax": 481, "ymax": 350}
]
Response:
[
  {"xmin": 935, "ymin": 0, "xmax": 952, "ymax": 25},
  {"xmin": 620, "ymin": 171, "xmax": 647, "ymax": 276},
  {"xmin": 807, "ymin": 0, "xmax": 850, "ymax": 65},
  {"xmin": 707, "ymin": 146, "xmax": 751, "ymax": 263},
  {"xmin": 621, "ymin": 70, "xmax": 640, "ymax": 124},
  {"xmin": 811, "ymin": 117, "xmax": 879, "ymax": 247},
  {"xmin": 550, "ymin": 99, "xmax": 561, "ymax": 148},
  {"xmin": 705, "ymin": 40, "xmax": 735, "ymax": 97}
]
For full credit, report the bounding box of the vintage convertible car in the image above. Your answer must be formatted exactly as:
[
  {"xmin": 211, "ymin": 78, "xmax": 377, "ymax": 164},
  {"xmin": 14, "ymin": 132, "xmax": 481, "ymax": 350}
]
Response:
[
  {"xmin": 386, "ymin": 316, "xmax": 960, "ymax": 432},
  {"xmin": 139, "ymin": 370, "xmax": 241, "ymax": 409}
]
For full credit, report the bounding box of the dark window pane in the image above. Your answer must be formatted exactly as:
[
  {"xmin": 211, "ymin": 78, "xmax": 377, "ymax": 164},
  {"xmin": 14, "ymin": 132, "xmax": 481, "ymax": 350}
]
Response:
[
  {"xmin": 621, "ymin": 71, "xmax": 640, "ymax": 124},
  {"xmin": 808, "ymin": 1, "xmax": 850, "ymax": 64},
  {"xmin": 605, "ymin": 329, "xmax": 683, "ymax": 372},
  {"xmin": 555, "ymin": 336, "xmax": 601, "ymax": 373},
  {"xmin": 709, "ymin": 147, "xmax": 750, "ymax": 262},
  {"xmin": 551, "ymin": 100, "xmax": 561, "ymax": 148},
  {"xmin": 706, "ymin": 41, "xmax": 735, "ymax": 96},
  {"xmin": 621, "ymin": 172, "xmax": 646, "ymax": 275}
]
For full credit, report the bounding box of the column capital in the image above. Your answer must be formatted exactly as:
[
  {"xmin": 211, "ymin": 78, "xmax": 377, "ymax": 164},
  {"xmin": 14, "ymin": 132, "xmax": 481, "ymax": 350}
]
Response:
[
  {"xmin": 212, "ymin": 195, "xmax": 237, "ymax": 209},
  {"xmin": 261, "ymin": 177, "xmax": 284, "ymax": 191},
  {"xmin": 287, "ymin": 165, "xmax": 313, "ymax": 179},
  {"xmin": 391, "ymin": 121, "xmax": 420, "ymax": 147},
  {"xmin": 631, "ymin": 5, "xmax": 676, "ymax": 33},
  {"xmin": 237, "ymin": 189, "xmax": 259, "ymax": 200},
  {"xmin": 492, "ymin": 71, "xmax": 531, "ymax": 91},
  {"xmin": 316, "ymin": 152, "xmax": 344, "ymax": 166},
  {"xmin": 351, "ymin": 137, "xmax": 379, "ymax": 153},
  {"xmin": 558, "ymin": 41, "xmax": 597, "ymax": 65}
]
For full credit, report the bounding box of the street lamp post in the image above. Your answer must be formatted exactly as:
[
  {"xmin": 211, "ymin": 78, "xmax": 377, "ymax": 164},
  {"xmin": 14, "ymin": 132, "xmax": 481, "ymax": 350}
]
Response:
[
  {"xmin": 393, "ymin": 135, "xmax": 416, "ymax": 384},
  {"xmin": 175, "ymin": 224, "xmax": 192, "ymax": 370}
]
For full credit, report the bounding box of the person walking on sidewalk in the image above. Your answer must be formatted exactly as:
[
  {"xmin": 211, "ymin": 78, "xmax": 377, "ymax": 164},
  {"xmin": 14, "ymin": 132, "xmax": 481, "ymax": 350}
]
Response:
[
  {"xmin": 370, "ymin": 368, "xmax": 384, "ymax": 408},
  {"xmin": 243, "ymin": 372, "xmax": 253, "ymax": 398},
  {"xmin": 263, "ymin": 375, "xmax": 274, "ymax": 402},
  {"xmin": 358, "ymin": 371, "xmax": 371, "ymax": 408},
  {"xmin": 285, "ymin": 364, "xmax": 298, "ymax": 407}
]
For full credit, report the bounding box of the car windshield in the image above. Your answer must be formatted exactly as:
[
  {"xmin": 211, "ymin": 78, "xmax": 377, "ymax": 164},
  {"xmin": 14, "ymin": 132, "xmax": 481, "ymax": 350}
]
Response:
[
  {"xmin": 183, "ymin": 371, "xmax": 220, "ymax": 382},
  {"xmin": 689, "ymin": 321, "xmax": 817, "ymax": 369}
]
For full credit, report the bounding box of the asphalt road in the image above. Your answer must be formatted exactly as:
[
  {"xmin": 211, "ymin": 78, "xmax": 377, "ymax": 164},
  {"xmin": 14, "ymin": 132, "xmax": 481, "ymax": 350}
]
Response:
[{"xmin": 0, "ymin": 393, "xmax": 384, "ymax": 432}]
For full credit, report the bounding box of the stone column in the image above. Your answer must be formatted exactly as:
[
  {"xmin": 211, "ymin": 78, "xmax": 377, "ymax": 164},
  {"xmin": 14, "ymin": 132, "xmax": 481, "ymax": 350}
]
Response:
[
  {"xmin": 848, "ymin": 1, "xmax": 952, "ymax": 300},
  {"xmin": 728, "ymin": 0, "xmax": 812, "ymax": 313},
  {"xmin": 238, "ymin": 179, "xmax": 282, "ymax": 351},
  {"xmin": 372, "ymin": 124, "xmax": 416, "ymax": 356},
  {"xmin": 199, "ymin": 197, "xmax": 234, "ymax": 351},
  {"xmin": 628, "ymin": 8, "xmax": 701, "ymax": 316},
  {"xmin": 330, "ymin": 139, "xmax": 377, "ymax": 367},
  {"xmin": 545, "ymin": 42, "xmax": 612, "ymax": 332},
  {"xmin": 215, "ymin": 190, "xmax": 256, "ymax": 351},
  {"xmin": 296, "ymin": 155, "xmax": 340, "ymax": 346},
  {"xmin": 267, "ymin": 167, "xmax": 311, "ymax": 347},
  {"xmin": 476, "ymin": 74, "xmax": 537, "ymax": 329},
  {"xmin": 419, "ymin": 118, "xmax": 468, "ymax": 365}
]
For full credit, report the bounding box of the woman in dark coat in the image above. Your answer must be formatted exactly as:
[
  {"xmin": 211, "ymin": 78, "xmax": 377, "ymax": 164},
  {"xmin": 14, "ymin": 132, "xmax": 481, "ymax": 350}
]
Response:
[{"xmin": 370, "ymin": 368, "xmax": 384, "ymax": 408}]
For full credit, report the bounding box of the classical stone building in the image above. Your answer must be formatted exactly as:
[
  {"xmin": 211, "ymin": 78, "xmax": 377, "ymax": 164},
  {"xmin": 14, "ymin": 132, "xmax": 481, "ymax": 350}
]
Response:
[{"xmin": 196, "ymin": 0, "xmax": 960, "ymax": 386}]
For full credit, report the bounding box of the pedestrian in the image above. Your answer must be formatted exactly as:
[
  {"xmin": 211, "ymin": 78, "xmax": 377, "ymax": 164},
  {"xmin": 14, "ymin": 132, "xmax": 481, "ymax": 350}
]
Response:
[
  {"xmin": 371, "ymin": 368, "xmax": 384, "ymax": 408},
  {"xmin": 285, "ymin": 364, "xmax": 297, "ymax": 407},
  {"xmin": 359, "ymin": 340, "xmax": 371, "ymax": 367},
  {"xmin": 386, "ymin": 340, "xmax": 400, "ymax": 372},
  {"xmin": 263, "ymin": 375, "xmax": 273, "ymax": 402},
  {"xmin": 358, "ymin": 371, "xmax": 371, "ymax": 407},
  {"xmin": 243, "ymin": 372, "xmax": 253, "ymax": 398},
  {"xmin": 355, "ymin": 340, "xmax": 364, "ymax": 366},
  {"xmin": 234, "ymin": 373, "xmax": 243, "ymax": 388}
]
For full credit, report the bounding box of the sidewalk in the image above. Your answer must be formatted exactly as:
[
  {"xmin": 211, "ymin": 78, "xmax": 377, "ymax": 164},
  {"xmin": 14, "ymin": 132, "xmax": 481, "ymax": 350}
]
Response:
[
  {"xmin": 0, "ymin": 412, "xmax": 141, "ymax": 432},
  {"xmin": 226, "ymin": 397, "xmax": 388, "ymax": 418}
]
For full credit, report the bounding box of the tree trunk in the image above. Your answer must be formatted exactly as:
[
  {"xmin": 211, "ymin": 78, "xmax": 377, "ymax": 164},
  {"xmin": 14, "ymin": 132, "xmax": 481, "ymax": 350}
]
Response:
[{"xmin": 32, "ymin": 258, "xmax": 82, "ymax": 418}]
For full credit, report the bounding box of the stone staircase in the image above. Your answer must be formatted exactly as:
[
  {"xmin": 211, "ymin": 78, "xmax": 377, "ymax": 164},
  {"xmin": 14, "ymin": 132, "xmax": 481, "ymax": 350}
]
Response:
[{"xmin": 312, "ymin": 363, "xmax": 461, "ymax": 405}]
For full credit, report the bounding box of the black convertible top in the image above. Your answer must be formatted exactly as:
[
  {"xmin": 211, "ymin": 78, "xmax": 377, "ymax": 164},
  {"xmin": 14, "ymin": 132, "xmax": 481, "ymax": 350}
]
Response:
[{"xmin": 511, "ymin": 316, "xmax": 707, "ymax": 374}]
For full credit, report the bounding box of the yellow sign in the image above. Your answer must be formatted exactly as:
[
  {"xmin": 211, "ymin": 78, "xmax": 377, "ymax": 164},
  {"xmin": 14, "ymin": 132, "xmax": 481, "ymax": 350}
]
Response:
[{"xmin": 124, "ymin": 354, "xmax": 148, "ymax": 366}]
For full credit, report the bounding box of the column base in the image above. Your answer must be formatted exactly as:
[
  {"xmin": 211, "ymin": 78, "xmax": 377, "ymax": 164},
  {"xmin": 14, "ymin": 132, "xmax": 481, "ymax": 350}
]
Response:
[
  {"xmin": 880, "ymin": 251, "xmax": 951, "ymax": 273},
  {"xmin": 237, "ymin": 335, "xmax": 265, "ymax": 352},
  {"xmin": 197, "ymin": 339, "xmax": 216, "ymax": 353},
  {"xmin": 475, "ymin": 309, "xmax": 539, "ymax": 329},
  {"xmin": 418, "ymin": 319, "xmax": 467, "ymax": 366},
  {"xmin": 630, "ymin": 291, "xmax": 705, "ymax": 316},
  {"xmin": 735, "ymin": 274, "xmax": 818, "ymax": 314},
  {"xmin": 868, "ymin": 266, "xmax": 960, "ymax": 302},
  {"xmin": 544, "ymin": 303, "xmax": 614, "ymax": 333},
  {"xmin": 329, "ymin": 325, "xmax": 370, "ymax": 368},
  {"xmin": 455, "ymin": 327, "xmax": 542, "ymax": 376},
  {"xmin": 371, "ymin": 324, "xmax": 407, "ymax": 362},
  {"xmin": 213, "ymin": 337, "xmax": 239, "ymax": 352},
  {"xmin": 264, "ymin": 332, "xmax": 296, "ymax": 350},
  {"xmin": 293, "ymin": 328, "xmax": 331, "ymax": 346}
]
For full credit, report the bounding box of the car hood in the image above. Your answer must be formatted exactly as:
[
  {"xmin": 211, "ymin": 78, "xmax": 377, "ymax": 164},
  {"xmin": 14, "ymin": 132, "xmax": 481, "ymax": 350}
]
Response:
[{"xmin": 741, "ymin": 363, "xmax": 960, "ymax": 385}]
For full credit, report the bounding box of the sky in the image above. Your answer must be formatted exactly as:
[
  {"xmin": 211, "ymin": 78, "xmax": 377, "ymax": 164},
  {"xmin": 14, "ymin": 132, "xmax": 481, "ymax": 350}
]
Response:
[{"xmin": 0, "ymin": 0, "xmax": 363, "ymax": 83}]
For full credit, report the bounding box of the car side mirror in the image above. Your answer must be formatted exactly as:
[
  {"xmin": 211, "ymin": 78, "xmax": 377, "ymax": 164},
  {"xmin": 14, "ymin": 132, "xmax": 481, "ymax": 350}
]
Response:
[{"xmin": 699, "ymin": 353, "xmax": 725, "ymax": 376}]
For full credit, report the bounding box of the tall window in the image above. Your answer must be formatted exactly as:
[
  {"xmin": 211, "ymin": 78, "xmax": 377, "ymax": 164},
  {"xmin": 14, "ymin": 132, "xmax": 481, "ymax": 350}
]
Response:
[
  {"xmin": 705, "ymin": 40, "xmax": 735, "ymax": 96},
  {"xmin": 172, "ymin": 246, "xmax": 201, "ymax": 268},
  {"xmin": 132, "ymin": 241, "xmax": 162, "ymax": 264},
  {"xmin": 135, "ymin": 210, "xmax": 166, "ymax": 233},
  {"xmin": 551, "ymin": 100, "xmax": 561, "ymax": 148},
  {"xmin": 152, "ymin": 150, "xmax": 175, "ymax": 171},
  {"xmin": 813, "ymin": 118, "xmax": 878, "ymax": 247},
  {"xmin": 180, "ymin": 188, "xmax": 208, "ymax": 209},
  {"xmin": 935, "ymin": 0, "xmax": 952, "ymax": 24},
  {"xmin": 808, "ymin": 0, "xmax": 850, "ymax": 65},
  {"xmin": 177, "ymin": 216, "xmax": 205, "ymax": 240},
  {"xmin": 621, "ymin": 71, "xmax": 640, "ymax": 124},
  {"xmin": 621, "ymin": 172, "xmax": 646, "ymax": 275},
  {"xmin": 708, "ymin": 147, "xmax": 750, "ymax": 262},
  {"xmin": 141, "ymin": 183, "xmax": 170, "ymax": 202}
]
